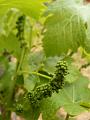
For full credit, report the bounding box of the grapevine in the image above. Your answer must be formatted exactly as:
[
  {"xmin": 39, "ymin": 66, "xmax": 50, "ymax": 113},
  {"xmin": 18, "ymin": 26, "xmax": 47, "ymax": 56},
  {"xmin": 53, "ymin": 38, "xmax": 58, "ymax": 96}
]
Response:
[
  {"xmin": 0, "ymin": 0, "xmax": 90, "ymax": 119},
  {"xmin": 26, "ymin": 60, "xmax": 68, "ymax": 107}
]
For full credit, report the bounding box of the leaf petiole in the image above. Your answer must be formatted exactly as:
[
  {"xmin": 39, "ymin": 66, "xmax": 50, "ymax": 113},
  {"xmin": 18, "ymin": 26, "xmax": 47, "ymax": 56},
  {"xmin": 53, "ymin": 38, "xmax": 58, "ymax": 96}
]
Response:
[{"xmin": 20, "ymin": 71, "xmax": 52, "ymax": 80}]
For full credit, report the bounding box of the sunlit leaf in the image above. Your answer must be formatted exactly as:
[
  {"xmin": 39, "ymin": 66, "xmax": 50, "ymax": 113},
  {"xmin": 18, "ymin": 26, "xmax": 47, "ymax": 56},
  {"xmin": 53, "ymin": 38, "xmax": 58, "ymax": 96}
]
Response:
[
  {"xmin": 38, "ymin": 74, "xmax": 90, "ymax": 120},
  {"xmin": 43, "ymin": 0, "xmax": 87, "ymax": 56},
  {"xmin": 0, "ymin": 0, "xmax": 48, "ymax": 19}
]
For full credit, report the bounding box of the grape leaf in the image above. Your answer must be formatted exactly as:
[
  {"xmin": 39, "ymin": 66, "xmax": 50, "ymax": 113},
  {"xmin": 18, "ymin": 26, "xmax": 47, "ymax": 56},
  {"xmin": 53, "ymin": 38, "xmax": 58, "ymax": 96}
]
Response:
[
  {"xmin": 0, "ymin": 8, "xmax": 20, "ymax": 36},
  {"xmin": 28, "ymin": 51, "xmax": 45, "ymax": 71},
  {"xmin": 22, "ymin": 51, "xmax": 45, "ymax": 91},
  {"xmin": 38, "ymin": 75, "xmax": 90, "ymax": 120},
  {"xmin": 0, "ymin": 58, "xmax": 16, "ymax": 106},
  {"xmin": 0, "ymin": 11, "xmax": 32, "ymax": 58},
  {"xmin": 43, "ymin": 56, "xmax": 63, "ymax": 74},
  {"xmin": 0, "ymin": 33, "xmax": 21, "ymax": 58},
  {"xmin": 58, "ymin": 76, "xmax": 90, "ymax": 115},
  {"xmin": 43, "ymin": 0, "xmax": 87, "ymax": 56},
  {"xmin": 24, "ymin": 75, "xmax": 40, "ymax": 91},
  {"xmin": 0, "ymin": 55, "xmax": 8, "ymax": 93},
  {"xmin": 84, "ymin": 7, "xmax": 90, "ymax": 53},
  {"xmin": 65, "ymin": 65, "xmax": 81, "ymax": 83},
  {"xmin": 18, "ymin": 102, "xmax": 40, "ymax": 120},
  {"xmin": 0, "ymin": 0, "xmax": 48, "ymax": 19}
]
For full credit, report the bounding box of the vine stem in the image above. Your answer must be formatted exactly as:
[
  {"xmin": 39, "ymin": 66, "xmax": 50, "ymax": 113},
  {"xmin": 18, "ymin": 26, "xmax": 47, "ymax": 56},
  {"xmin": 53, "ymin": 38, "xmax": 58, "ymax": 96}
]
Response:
[
  {"xmin": 16, "ymin": 48, "xmax": 26, "ymax": 74},
  {"xmin": 0, "ymin": 48, "xmax": 26, "ymax": 120},
  {"xmin": 20, "ymin": 71, "xmax": 52, "ymax": 80},
  {"xmin": 65, "ymin": 114, "xmax": 70, "ymax": 120}
]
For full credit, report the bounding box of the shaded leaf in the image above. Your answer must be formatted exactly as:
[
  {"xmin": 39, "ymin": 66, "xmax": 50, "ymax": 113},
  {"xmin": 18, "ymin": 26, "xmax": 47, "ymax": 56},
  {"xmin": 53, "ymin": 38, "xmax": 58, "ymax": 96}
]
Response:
[
  {"xmin": 0, "ymin": 11, "xmax": 32, "ymax": 58},
  {"xmin": 43, "ymin": 56, "xmax": 63, "ymax": 74},
  {"xmin": 65, "ymin": 65, "xmax": 81, "ymax": 83},
  {"xmin": 0, "ymin": 59, "xmax": 16, "ymax": 106},
  {"xmin": 24, "ymin": 75, "xmax": 40, "ymax": 91},
  {"xmin": 29, "ymin": 51, "xmax": 45, "ymax": 71}
]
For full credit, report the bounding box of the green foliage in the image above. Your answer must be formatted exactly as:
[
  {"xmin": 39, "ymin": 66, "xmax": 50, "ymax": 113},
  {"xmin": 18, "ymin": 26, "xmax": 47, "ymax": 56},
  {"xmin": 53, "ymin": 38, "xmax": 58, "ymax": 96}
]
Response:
[
  {"xmin": 65, "ymin": 64, "xmax": 81, "ymax": 83},
  {"xmin": 26, "ymin": 60, "xmax": 68, "ymax": 107},
  {"xmin": 0, "ymin": 0, "xmax": 48, "ymax": 19},
  {"xmin": 24, "ymin": 75, "xmax": 39, "ymax": 92},
  {"xmin": 0, "ymin": 56, "xmax": 17, "ymax": 120},
  {"xmin": 42, "ymin": 0, "xmax": 90, "ymax": 56},
  {"xmin": 0, "ymin": 0, "xmax": 90, "ymax": 120},
  {"xmin": 38, "ymin": 75, "xmax": 90, "ymax": 120},
  {"xmin": 43, "ymin": 56, "xmax": 63, "ymax": 74},
  {"xmin": 0, "ymin": 11, "xmax": 32, "ymax": 58}
]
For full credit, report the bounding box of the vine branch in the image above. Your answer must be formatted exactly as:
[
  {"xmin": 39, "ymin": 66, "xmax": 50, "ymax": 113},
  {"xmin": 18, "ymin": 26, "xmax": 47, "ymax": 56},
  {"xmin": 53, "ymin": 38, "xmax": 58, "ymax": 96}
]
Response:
[
  {"xmin": 65, "ymin": 114, "xmax": 70, "ymax": 120},
  {"xmin": 20, "ymin": 71, "xmax": 52, "ymax": 80}
]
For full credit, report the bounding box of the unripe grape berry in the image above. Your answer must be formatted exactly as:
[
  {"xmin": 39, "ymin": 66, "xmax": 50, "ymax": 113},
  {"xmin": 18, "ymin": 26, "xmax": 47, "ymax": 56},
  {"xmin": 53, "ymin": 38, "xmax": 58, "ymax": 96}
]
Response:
[{"xmin": 16, "ymin": 104, "xmax": 23, "ymax": 113}]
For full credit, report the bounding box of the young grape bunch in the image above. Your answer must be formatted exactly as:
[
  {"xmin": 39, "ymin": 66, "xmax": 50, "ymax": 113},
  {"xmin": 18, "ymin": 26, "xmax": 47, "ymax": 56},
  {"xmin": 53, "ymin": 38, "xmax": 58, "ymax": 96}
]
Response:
[
  {"xmin": 16, "ymin": 103, "xmax": 24, "ymax": 113},
  {"xmin": 16, "ymin": 15, "xmax": 28, "ymax": 48},
  {"xmin": 26, "ymin": 60, "xmax": 68, "ymax": 107}
]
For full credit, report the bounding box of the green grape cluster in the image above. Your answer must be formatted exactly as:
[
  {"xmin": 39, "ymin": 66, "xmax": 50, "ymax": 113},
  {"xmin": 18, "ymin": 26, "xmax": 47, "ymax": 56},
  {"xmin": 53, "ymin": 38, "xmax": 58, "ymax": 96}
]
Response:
[
  {"xmin": 15, "ymin": 103, "xmax": 23, "ymax": 113},
  {"xmin": 26, "ymin": 60, "xmax": 68, "ymax": 107},
  {"xmin": 16, "ymin": 15, "xmax": 27, "ymax": 48},
  {"xmin": 27, "ymin": 84, "xmax": 52, "ymax": 107},
  {"xmin": 51, "ymin": 61, "xmax": 68, "ymax": 93}
]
